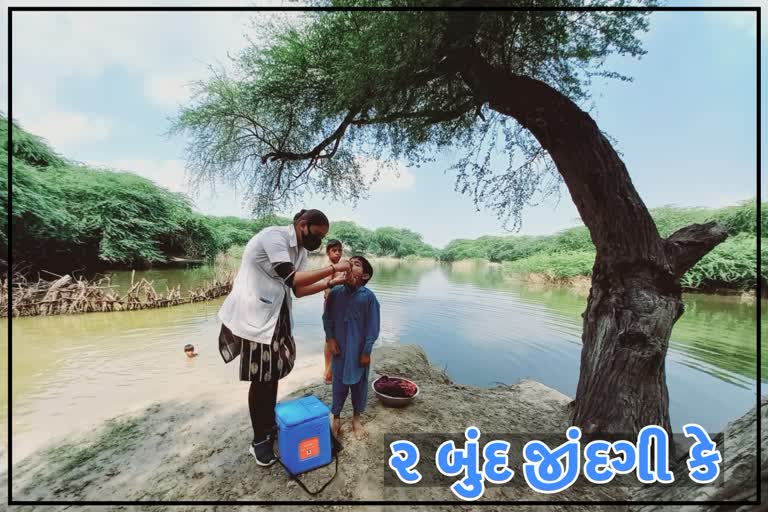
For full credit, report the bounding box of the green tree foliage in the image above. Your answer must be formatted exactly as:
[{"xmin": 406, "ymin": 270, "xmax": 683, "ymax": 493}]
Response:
[
  {"xmin": 171, "ymin": 1, "xmax": 655, "ymax": 228},
  {"xmin": 206, "ymin": 214, "xmax": 291, "ymax": 250},
  {"xmin": 1, "ymin": 119, "xmax": 66, "ymax": 168},
  {"xmin": 441, "ymin": 237, "xmax": 498, "ymax": 262},
  {"xmin": 1, "ymin": 119, "xmax": 69, "ymax": 263},
  {"xmin": 371, "ymin": 227, "xmax": 436, "ymax": 258},
  {"xmin": 714, "ymin": 200, "xmax": 768, "ymax": 238},
  {"xmin": 680, "ymin": 233, "xmax": 757, "ymax": 290},
  {"xmin": 5, "ymin": 109, "xmax": 758, "ymax": 291},
  {"xmin": 446, "ymin": 201, "xmax": 764, "ymax": 290},
  {"xmin": 327, "ymin": 221, "xmax": 373, "ymax": 255},
  {"xmin": 4, "ymin": 117, "xmax": 288, "ymax": 276},
  {"xmin": 324, "ymin": 221, "xmax": 437, "ymax": 258},
  {"xmin": 504, "ymin": 249, "xmax": 596, "ymax": 279}
]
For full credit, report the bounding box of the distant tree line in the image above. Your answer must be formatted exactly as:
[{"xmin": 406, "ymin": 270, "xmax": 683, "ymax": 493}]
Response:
[
  {"xmin": 4, "ymin": 117, "xmax": 762, "ymax": 291},
  {"xmin": 440, "ymin": 202, "xmax": 765, "ymax": 291}
]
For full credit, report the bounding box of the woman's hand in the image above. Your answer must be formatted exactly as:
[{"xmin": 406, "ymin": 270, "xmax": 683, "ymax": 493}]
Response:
[
  {"xmin": 328, "ymin": 274, "xmax": 347, "ymax": 287},
  {"xmin": 332, "ymin": 259, "xmax": 352, "ymax": 273},
  {"xmin": 359, "ymin": 353, "xmax": 371, "ymax": 367}
]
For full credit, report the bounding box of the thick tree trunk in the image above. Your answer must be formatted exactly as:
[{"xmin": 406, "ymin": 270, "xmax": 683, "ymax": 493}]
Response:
[{"xmin": 445, "ymin": 46, "xmax": 728, "ymax": 435}]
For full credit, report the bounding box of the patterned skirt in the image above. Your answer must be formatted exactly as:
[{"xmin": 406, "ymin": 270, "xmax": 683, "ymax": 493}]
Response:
[{"xmin": 218, "ymin": 297, "xmax": 296, "ymax": 383}]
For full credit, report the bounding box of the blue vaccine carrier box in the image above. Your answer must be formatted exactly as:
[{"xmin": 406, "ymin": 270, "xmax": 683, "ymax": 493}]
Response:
[{"xmin": 275, "ymin": 395, "xmax": 332, "ymax": 475}]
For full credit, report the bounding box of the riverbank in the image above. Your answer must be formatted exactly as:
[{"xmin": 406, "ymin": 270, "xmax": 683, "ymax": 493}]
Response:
[
  {"xmin": 4, "ymin": 344, "xmax": 618, "ymax": 506},
  {"xmin": 2, "ymin": 271, "xmax": 234, "ymax": 318},
  {"xmin": 6, "ymin": 253, "xmax": 759, "ymax": 319},
  {"xmin": 502, "ymin": 271, "xmax": 761, "ymax": 302},
  {"xmin": 4, "ymin": 343, "xmax": 763, "ymax": 508},
  {"xmin": 2, "ymin": 254, "xmax": 438, "ymax": 318}
]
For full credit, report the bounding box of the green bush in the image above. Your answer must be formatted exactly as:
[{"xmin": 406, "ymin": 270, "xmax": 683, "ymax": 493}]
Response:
[
  {"xmin": 503, "ymin": 250, "xmax": 596, "ymax": 279},
  {"xmin": 444, "ymin": 201, "xmax": 763, "ymax": 291},
  {"xmin": 5, "ymin": 114, "xmax": 761, "ymax": 290},
  {"xmin": 324, "ymin": 221, "xmax": 438, "ymax": 259},
  {"xmin": 4, "ymin": 117, "xmax": 290, "ymax": 276},
  {"xmin": 709, "ymin": 200, "xmax": 766, "ymax": 237},
  {"xmin": 12, "ymin": 163, "xmax": 214, "ymax": 271},
  {"xmin": 5, "ymin": 114, "xmax": 440, "ymax": 275},
  {"xmin": 647, "ymin": 206, "xmax": 714, "ymax": 238},
  {"xmin": 2, "ymin": 119, "xmax": 66, "ymax": 168},
  {"xmin": 681, "ymin": 233, "xmax": 758, "ymax": 290},
  {"xmin": 440, "ymin": 237, "xmax": 496, "ymax": 262},
  {"xmin": 327, "ymin": 221, "xmax": 373, "ymax": 255},
  {"xmin": 206, "ymin": 214, "xmax": 291, "ymax": 250}
]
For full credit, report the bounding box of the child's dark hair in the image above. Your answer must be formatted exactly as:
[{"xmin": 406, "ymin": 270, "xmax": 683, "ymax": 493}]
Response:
[
  {"xmin": 184, "ymin": 344, "xmax": 194, "ymax": 352},
  {"xmin": 351, "ymin": 255, "xmax": 374, "ymax": 284},
  {"xmin": 293, "ymin": 209, "xmax": 329, "ymax": 227},
  {"xmin": 325, "ymin": 239, "xmax": 342, "ymax": 253}
]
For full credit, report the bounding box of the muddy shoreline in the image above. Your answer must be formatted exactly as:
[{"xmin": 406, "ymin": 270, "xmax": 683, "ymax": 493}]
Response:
[
  {"xmin": 4, "ymin": 344, "xmax": 763, "ymax": 511},
  {"xmin": 4, "ymin": 345, "xmax": 624, "ymax": 509}
]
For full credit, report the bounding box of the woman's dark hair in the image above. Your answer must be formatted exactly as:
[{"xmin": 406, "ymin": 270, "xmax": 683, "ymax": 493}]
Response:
[
  {"xmin": 351, "ymin": 255, "xmax": 374, "ymax": 284},
  {"xmin": 184, "ymin": 344, "xmax": 194, "ymax": 352},
  {"xmin": 293, "ymin": 209, "xmax": 329, "ymax": 227},
  {"xmin": 325, "ymin": 239, "xmax": 342, "ymax": 252}
]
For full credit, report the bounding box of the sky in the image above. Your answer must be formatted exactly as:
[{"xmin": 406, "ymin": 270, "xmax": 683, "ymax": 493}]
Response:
[{"xmin": 3, "ymin": 0, "xmax": 765, "ymax": 248}]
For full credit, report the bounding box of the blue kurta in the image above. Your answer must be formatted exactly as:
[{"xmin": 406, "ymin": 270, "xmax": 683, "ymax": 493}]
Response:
[{"xmin": 322, "ymin": 284, "xmax": 381, "ymax": 385}]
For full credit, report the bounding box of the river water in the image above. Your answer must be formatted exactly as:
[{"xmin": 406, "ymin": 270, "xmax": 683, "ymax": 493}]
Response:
[{"xmin": 3, "ymin": 259, "xmax": 764, "ymax": 464}]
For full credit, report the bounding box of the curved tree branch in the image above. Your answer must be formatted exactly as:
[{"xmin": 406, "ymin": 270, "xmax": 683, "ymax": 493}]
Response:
[
  {"xmin": 444, "ymin": 42, "xmax": 671, "ymax": 270},
  {"xmin": 664, "ymin": 222, "xmax": 729, "ymax": 278},
  {"xmin": 261, "ymin": 107, "xmax": 361, "ymax": 164}
]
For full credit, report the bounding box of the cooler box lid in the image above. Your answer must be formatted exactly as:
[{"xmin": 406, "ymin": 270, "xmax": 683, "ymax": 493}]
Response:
[{"xmin": 275, "ymin": 395, "xmax": 330, "ymax": 428}]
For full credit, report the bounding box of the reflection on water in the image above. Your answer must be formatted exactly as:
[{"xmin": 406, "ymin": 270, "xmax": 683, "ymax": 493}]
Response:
[
  {"xmin": 104, "ymin": 266, "xmax": 222, "ymax": 294},
  {"xmin": 4, "ymin": 258, "xmax": 763, "ymax": 463}
]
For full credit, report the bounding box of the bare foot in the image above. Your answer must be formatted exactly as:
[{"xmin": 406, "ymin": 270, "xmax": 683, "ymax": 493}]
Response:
[
  {"xmin": 331, "ymin": 416, "xmax": 342, "ymax": 439},
  {"xmin": 352, "ymin": 415, "xmax": 367, "ymax": 440},
  {"xmin": 324, "ymin": 368, "xmax": 332, "ymax": 384}
]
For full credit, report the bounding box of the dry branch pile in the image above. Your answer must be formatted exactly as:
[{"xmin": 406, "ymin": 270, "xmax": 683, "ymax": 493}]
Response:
[{"xmin": 1, "ymin": 270, "xmax": 234, "ymax": 318}]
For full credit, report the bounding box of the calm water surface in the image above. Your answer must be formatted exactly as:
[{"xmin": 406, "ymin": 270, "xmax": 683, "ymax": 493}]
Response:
[{"xmin": 3, "ymin": 259, "xmax": 764, "ymax": 462}]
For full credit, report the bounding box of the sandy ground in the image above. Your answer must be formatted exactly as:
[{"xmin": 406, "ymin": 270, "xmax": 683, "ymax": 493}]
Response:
[{"xmin": 5, "ymin": 344, "xmax": 761, "ymax": 511}]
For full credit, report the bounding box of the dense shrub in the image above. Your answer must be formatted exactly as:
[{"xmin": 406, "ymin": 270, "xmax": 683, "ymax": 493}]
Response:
[{"xmin": 4, "ymin": 117, "xmax": 288, "ymax": 275}]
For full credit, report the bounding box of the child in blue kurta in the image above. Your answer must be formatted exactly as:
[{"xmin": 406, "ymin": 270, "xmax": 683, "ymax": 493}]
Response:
[{"xmin": 322, "ymin": 255, "xmax": 380, "ymax": 440}]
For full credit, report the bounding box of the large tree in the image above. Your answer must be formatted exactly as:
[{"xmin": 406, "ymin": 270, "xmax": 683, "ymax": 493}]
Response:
[{"xmin": 172, "ymin": 0, "xmax": 728, "ymax": 435}]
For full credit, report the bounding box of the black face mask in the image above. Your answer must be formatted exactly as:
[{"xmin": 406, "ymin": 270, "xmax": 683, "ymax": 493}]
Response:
[{"xmin": 301, "ymin": 224, "xmax": 323, "ymax": 251}]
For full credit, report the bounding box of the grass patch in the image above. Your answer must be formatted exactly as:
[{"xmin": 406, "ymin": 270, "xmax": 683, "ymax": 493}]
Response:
[{"xmin": 46, "ymin": 416, "xmax": 145, "ymax": 475}]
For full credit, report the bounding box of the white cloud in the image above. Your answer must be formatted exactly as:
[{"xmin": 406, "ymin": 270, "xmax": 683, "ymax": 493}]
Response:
[
  {"xmin": 10, "ymin": 86, "xmax": 113, "ymax": 151},
  {"xmin": 143, "ymin": 74, "xmax": 197, "ymax": 108},
  {"xmin": 359, "ymin": 158, "xmax": 416, "ymax": 192},
  {"xmin": 23, "ymin": 111, "xmax": 113, "ymax": 147},
  {"xmin": 8, "ymin": 7, "xmax": 261, "ymax": 123}
]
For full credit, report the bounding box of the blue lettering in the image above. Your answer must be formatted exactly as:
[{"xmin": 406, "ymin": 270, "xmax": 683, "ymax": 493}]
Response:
[
  {"xmin": 610, "ymin": 439, "xmax": 638, "ymax": 474},
  {"xmin": 523, "ymin": 426, "xmax": 581, "ymax": 493},
  {"xmin": 482, "ymin": 440, "xmax": 514, "ymax": 484},
  {"xmin": 583, "ymin": 440, "xmax": 615, "ymax": 484},
  {"xmin": 683, "ymin": 423, "xmax": 722, "ymax": 484},
  {"xmin": 636, "ymin": 426, "xmax": 675, "ymax": 484},
  {"xmin": 435, "ymin": 427, "xmax": 485, "ymax": 501},
  {"xmin": 388, "ymin": 440, "xmax": 422, "ymax": 484}
]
